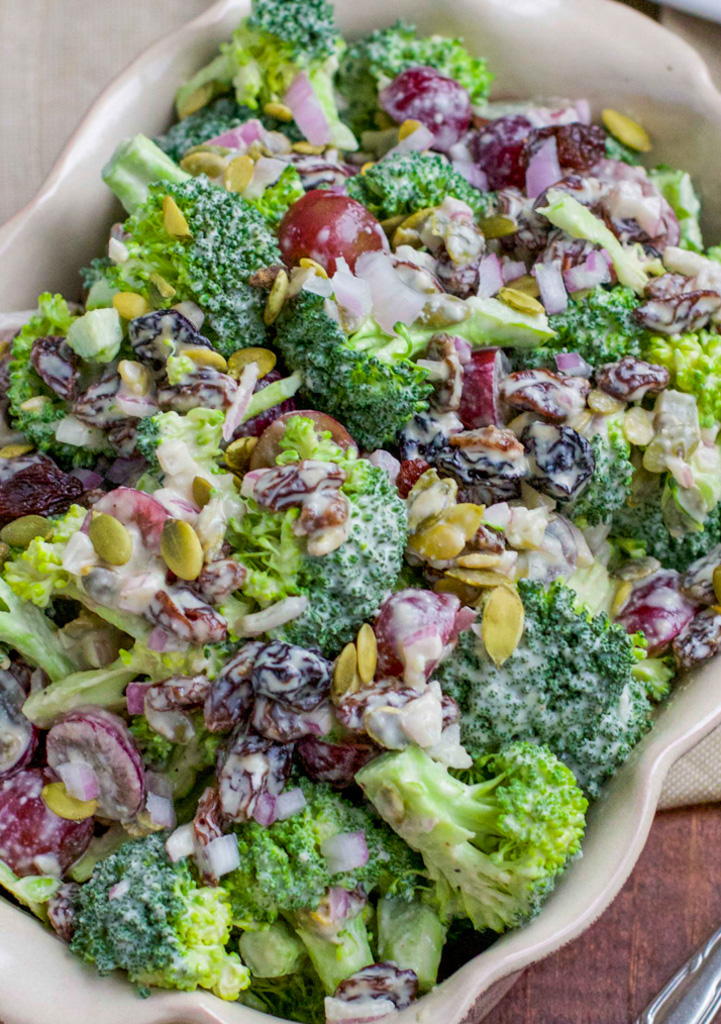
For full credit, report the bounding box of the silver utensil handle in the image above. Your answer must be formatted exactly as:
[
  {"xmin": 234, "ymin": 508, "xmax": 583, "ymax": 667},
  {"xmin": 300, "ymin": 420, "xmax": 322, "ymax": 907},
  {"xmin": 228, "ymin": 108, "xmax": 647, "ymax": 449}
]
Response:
[{"xmin": 635, "ymin": 925, "xmax": 721, "ymax": 1024}]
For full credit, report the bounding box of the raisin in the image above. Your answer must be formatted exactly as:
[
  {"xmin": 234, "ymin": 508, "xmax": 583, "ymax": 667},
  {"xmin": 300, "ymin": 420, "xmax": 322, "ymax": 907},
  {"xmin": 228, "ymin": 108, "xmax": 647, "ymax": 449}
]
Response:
[
  {"xmin": 30, "ymin": 336, "xmax": 79, "ymax": 401},
  {"xmin": 522, "ymin": 421, "xmax": 595, "ymax": 501},
  {"xmin": 396, "ymin": 459, "xmax": 431, "ymax": 499},
  {"xmin": 0, "ymin": 455, "xmax": 84, "ymax": 526},
  {"xmin": 524, "ymin": 124, "xmax": 606, "ymax": 173}
]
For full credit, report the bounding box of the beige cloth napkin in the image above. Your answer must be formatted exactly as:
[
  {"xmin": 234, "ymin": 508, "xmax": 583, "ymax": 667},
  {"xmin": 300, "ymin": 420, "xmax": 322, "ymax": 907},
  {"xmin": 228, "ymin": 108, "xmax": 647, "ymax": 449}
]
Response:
[{"xmin": 1, "ymin": 0, "xmax": 721, "ymax": 808}]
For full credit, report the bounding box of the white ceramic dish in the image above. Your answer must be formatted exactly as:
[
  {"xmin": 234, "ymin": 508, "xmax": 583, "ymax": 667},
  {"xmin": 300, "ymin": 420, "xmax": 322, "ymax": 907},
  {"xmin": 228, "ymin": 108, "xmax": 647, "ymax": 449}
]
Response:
[
  {"xmin": 662, "ymin": 0, "xmax": 721, "ymax": 26},
  {"xmin": 1, "ymin": 2, "xmax": 721, "ymax": 1022}
]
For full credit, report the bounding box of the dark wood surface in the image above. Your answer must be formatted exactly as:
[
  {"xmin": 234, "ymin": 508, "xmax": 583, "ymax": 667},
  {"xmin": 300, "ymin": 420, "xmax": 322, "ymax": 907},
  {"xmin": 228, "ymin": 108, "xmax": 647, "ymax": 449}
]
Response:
[{"xmin": 487, "ymin": 805, "xmax": 721, "ymax": 1024}]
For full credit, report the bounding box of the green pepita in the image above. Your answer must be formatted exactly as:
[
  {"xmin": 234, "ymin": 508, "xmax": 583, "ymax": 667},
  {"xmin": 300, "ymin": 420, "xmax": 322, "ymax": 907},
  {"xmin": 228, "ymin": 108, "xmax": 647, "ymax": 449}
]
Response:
[
  {"xmin": 225, "ymin": 436, "xmax": 258, "ymax": 473},
  {"xmin": 602, "ymin": 109, "xmax": 652, "ymax": 152},
  {"xmin": 224, "ymin": 154, "xmax": 255, "ymax": 193},
  {"xmin": 0, "ymin": 515, "xmax": 52, "ymax": 548},
  {"xmin": 161, "ymin": 519, "xmax": 204, "ymax": 581},
  {"xmin": 0, "ymin": 443, "xmax": 34, "ymax": 458},
  {"xmin": 228, "ymin": 346, "xmax": 277, "ymax": 380},
  {"xmin": 481, "ymin": 585, "xmax": 525, "ymax": 666},
  {"xmin": 41, "ymin": 782, "xmax": 98, "ymax": 821},
  {"xmin": 498, "ymin": 287, "xmax": 546, "ymax": 316},
  {"xmin": 180, "ymin": 151, "xmax": 227, "ymax": 178},
  {"xmin": 88, "ymin": 512, "xmax": 133, "ymax": 566},
  {"xmin": 264, "ymin": 269, "xmax": 289, "ymax": 325},
  {"xmin": 192, "ymin": 476, "xmax": 213, "ymax": 509},
  {"xmin": 480, "ymin": 214, "xmax": 518, "ymax": 239}
]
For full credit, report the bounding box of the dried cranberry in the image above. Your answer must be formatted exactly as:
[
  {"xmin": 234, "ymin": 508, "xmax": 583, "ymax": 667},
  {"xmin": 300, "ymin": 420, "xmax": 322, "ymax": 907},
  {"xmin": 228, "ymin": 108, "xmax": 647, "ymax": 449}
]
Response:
[
  {"xmin": 524, "ymin": 123, "xmax": 606, "ymax": 174},
  {"xmin": 468, "ymin": 116, "xmax": 533, "ymax": 190},
  {"xmin": 30, "ymin": 336, "xmax": 78, "ymax": 401},
  {"xmin": 0, "ymin": 455, "xmax": 84, "ymax": 526},
  {"xmin": 379, "ymin": 66, "xmax": 471, "ymax": 152},
  {"xmin": 522, "ymin": 421, "xmax": 595, "ymax": 501},
  {"xmin": 396, "ymin": 458, "xmax": 431, "ymax": 499}
]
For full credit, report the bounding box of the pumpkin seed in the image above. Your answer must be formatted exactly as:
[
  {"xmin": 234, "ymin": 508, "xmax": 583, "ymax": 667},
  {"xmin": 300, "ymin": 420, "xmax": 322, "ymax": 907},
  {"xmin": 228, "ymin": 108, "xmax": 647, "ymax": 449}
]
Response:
[
  {"xmin": 433, "ymin": 576, "xmax": 479, "ymax": 604},
  {"xmin": 177, "ymin": 82, "xmax": 215, "ymax": 119},
  {"xmin": 192, "ymin": 476, "xmax": 213, "ymax": 509},
  {"xmin": 481, "ymin": 585, "xmax": 525, "ymax": 666},
  {"xmin": 588, "ymin": 388, "xmax": 625, "ymax": 415},
  {"xmin": 408, "ymin": 522, "xmax": 467, "ymax": 562},
  {"xmin": 298, "ymin": 257, "xmax": 328, "ymax": 279},
  {"xmin": 713, "ymin": 566, "xmax": 721, "ymax": 606},
  {"xmin": 118, "ymin": 359, "xmax": 151, "ymax": 396},
  {"xmin": 443, "ymin": 503, "xmax": 485, "ymax": 541},
  {"xmin": 224, "ymin": 154, "xmax": 255, "ymax": 193},
  {"xmin": 0, "ymin": 515, "xmax": 52, "ymax": 548},
  {"xmin": 447, "ymin": 567, "xmax": 512, "ymax": 589},
  {"xmin": 611, "ymin": 580, "xmax": 633, "ymax": 617},
  {"xmin": 184, "ymin": 346, "xmax": 228, "ymax": 372},
  {"xmin": 113, "ymin": 292, "xmax": 150, "ymax": 320},
  {"xmin": 41, "ymin": 782, "xmax": 98, "ymax": 821},
  {"xmin": 225, "ymin": 436, "xmax": 258, "ymax": 473},
  {"xmin": 161, "ymin": 519, "xmax": 204, "ymax": 581},
  {"xmin": 356, "ymin": 623, "xmax": 377, "ymax": 685},
  {"xmin": 89, "ymin": 512, "xmax": 132, "ymax": 566},
  {"xmin": 228, "ymin": 346, "xmax": 277, "ymax": 380},
  {"xmin": 380, "ymin": 214, "xmax": 405, "ymax": 235},
  {"xmin": 360, "ymin": 162, "xmax": 375, "ymax": 176},
  {"xmin": 332, "ymin": 642, "xmax": 360, "ymax": 700},
  {"xmin": 162, "ymin": 195, "xmax": 192, "ymax": 240},
  {"xmin": 0, "ymin": 443, "xmax": 33, "ymax": 458},
  {"xmin": 180, "ymin": 151, "xmax": 227, "ymax": 178},
  {"xmin": 480, "ymin": 214, "xmax": 518, "ymax": 239},
  {"xmin": 406, "ymin": 468, "xmax": 457, "ymax": 534},
  {"xmin": 506, "ymin": 274, "xmax": 540, "ymax": 298},
  {"xmin": 498, "ymin": 287, "xmax": 545, "ymax": 315},
  {"xmin": 264, "ymin": 268, "xmax": 289, "ymax": 325},
  {"xmin": 399, "ymin": 119, "xmax": 423, "ymax": 141},
  {"xmin": 623, "ymin": 406, "xmax": 654, "ymax": 447},
  {"xmin": 602, "ymin": 109, "xmax": 652, "ymax": 152},
  {"xmin": 293, "ymin": 141, "xmax": 325, "ymax": 155},
  {"xmin": 263, "ymin": 101, "xmax": 293, "ymax": 122},
  {"xmin": 456, "ymin": 552, "xmax": 502, "ymax": 569}
]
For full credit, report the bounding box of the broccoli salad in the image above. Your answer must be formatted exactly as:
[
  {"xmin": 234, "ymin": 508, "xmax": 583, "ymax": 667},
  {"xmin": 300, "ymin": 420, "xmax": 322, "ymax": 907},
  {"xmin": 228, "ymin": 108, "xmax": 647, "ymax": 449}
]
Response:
[{"xmin": 1, "ymin": 1, "xmax": 721, "ymax": 1021}]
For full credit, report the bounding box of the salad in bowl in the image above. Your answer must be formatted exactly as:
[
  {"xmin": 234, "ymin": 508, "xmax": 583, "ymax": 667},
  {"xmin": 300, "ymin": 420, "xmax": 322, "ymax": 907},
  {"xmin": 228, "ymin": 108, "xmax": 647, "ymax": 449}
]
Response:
[{"xmin": 1, "ymin": 2, "xmax": 721, "ymax": 1022}]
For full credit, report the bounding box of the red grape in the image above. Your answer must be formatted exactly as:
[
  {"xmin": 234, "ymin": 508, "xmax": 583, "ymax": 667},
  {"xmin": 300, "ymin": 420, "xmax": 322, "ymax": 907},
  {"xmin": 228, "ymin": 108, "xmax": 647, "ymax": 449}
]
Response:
[
  {"xmin": 469, "ymin": 115, "xmax": 533, "ymax": 190},
  {"xmin": 458, "ymin": 348, "xmax": 504, "ymax": 429},
  {"xmin": 379, "ymin": 66, "xmax": 472, "ymax": 152},
  {"xmin": 278, "ymin": 190, "xmax": 388, "ymax": 275},
  {"xmin": 616, "ymin": 570, "xmax": 698, "ymax": 656},
  {"xmin": 374, "ymin": 589, "xmax": 461, "ymax": 685},
  {"xmin": 0, "ymin": 670, "xmax": 37, "ymax": 780}
]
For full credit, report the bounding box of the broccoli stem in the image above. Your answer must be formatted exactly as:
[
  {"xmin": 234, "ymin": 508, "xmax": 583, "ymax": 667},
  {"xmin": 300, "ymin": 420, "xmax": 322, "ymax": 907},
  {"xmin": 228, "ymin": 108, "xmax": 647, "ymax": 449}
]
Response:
[
  {"xmin": 22, "ymin": 661, "xmax": 136, "ymax": 728},
  {"xmin": 102, "ymin": 135, "xmax": 191, "ymax": 214},
  {"xmin": 288, "ymin": 907, "xmax": 374, "ymax": 995},
  {"xmin": 0, "ymin": 579, "xmax": 74, "ymax": 682},
  {"xmin": 239, "ymin": 920, "xmax": 306, "ymax": 978},
  {"xmin": 377, "ymin": 897, "xmax": 446, "ymax": 992},
  {"xmin": 241, "ymin": 370, "xmax": 303, "ymax": 424}
]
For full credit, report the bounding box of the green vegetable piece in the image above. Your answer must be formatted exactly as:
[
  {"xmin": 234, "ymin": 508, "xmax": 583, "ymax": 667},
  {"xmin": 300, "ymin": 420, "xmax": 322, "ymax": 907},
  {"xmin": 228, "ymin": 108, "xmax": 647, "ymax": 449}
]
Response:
[
  {"xmin": 102, "ymin": 134, "xmax": 192, "ymax": 214},
  {"xmin": 650, "ymin": 164, "xmax": 703, "ymax": 252},
  {"xmin": 0, "ymin": 857, "xmax": 60, "ymax": 921},
  {"xmin": 0, "ymin": 578, "xmax": 74, "ymax": 683},
  {"xmin": 66, "ymin": 308, "xmax": 123, "ymax": 364},
  {"xmin": 291, "ymin": 906, "xmax": 373, "ymax": 995},
  {"xmin": 239, "ymin": 920, "xmax": 306, "ymax": 978},
  {"xmin": 537, "ymin": 190, "xmax": 649, "ymax": 294},
  {"xmin": 377, "ymin": 896, "xmax": 447, "ymax": 992}
]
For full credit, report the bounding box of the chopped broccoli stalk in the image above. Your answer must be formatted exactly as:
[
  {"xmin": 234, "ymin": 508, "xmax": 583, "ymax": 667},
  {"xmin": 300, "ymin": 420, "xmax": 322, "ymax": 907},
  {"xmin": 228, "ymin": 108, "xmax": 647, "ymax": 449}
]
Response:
[
  {"xmin": 538, "ymin": 191, "xmax": 649, "ymax": 294},
  {"xmin": 239, "ymin": 920, "xmax": 306, "ymax": 978},
  {"xmin": 65, "ymin": 308, "xmax": 123, "ymax": 363},
  {"xmin": 436, "ymin": 580, "xmax": 652, "ymax": 796},
  {"xmin": 568, "ymin": 419, "xmax": 634, "ymax": 526},
  {"xmin": 377, "ymin": 897, "xmax": 447, "ymax": 992},
  {"xmin": 604, "ymin": 133, "xmax": 643, "ymax": 166},
  {"xmin": 250, "ymin": 165, "xmax": 305, "ymax": 228},
  {"xmin": 290, "ymin": 905, "xmax": 373, "ymax": 995},
  {"xmin": 633, "ymin": 655, "xmax": 676, "ymax": 702},
  {"xmin": 0, "ymin": 857, "xmax": 60, "ymax": 921},
  {"xmin": 358, "ymin": 743, "xmax": 587, "ymax": 933},
  {"xmin": 338, "ymin": 20, "xmax": 493, "ymax": 136},
  {"xmin": 644, "ymin": 330, "xmax": 721, "ymax": 429},
  {"xmin": 0, "ymin": 578, "xmax": 74, "ymax": 682},
  {"xmin": 174, "ymin": 53, "xmax": 236, "ymax": 120},
  {"xmin": 102, "ymin": 135, "xmax": 191, "ymax": 214},
  {"xmin": 100, "ymin": 177, "xmax": 281, "ymax": 356},
  {"xmin": 650, "ymin": 165, "xmax": 703, "ymax": 252},
  {"xmin": 67, "ymin": 826, "xmax": 130, "ymax": 884},
  {"xmin": 6, "ymin": 293, "xmax": 98, "ymax": 468},
  {"xmin": 244, "ymin": 368, "xmax": 303, "ymax": 420},
  {"xmin": 566, "ymin": 559, "xmax": 617, "ymax": 618},
  {"xmin": 611, "ymin": 493, "xmax": 721, "ymax": 572},
  {"xmin": 69, "ymin": 834, "xmax": 249, "ymax": 1000},
  {"xmin": 346, "ymin": 151, "xmax": 494, "ymax": 222},
  {"xmin": 220, "ymin": 778, "xmax": 423, "ymax": 926}
]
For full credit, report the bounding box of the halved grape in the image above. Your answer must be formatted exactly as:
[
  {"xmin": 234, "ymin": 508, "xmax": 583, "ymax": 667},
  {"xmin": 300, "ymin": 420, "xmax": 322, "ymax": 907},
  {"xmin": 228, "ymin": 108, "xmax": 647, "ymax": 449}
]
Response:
[{"xmin": 278, "ymin": 190, "xmax": 388, "ymax": 275}]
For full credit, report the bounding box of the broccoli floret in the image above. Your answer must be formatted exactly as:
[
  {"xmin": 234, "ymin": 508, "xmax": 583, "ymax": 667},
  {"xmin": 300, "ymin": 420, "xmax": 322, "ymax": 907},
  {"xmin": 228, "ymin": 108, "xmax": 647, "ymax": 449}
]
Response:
[
  {"xmin": 358, "ymin": 743, "xmax": 587, "ymax": 934},
  {"xmin": 512, "ymin": 286, "xmax": 646, "ymax": 370},
  {"xmin": 6, "ymin": 294, "xmax": 99, "ymax": 468},
  {"xmin": 154, "ymin": 96, "xmax": 303, "ymax": 164},
  {"xmin": 129, "ymin": 716, "xmax": 175, "ymax": 769},
  {"xmin": 644, "ymin": 330, "xmax": 721, "ymax": 429},
  {"xmin": 221, "ymin": 778, "xmax": 423, "ymax": 926},
  {"xmin": 229, "ymin": 415, "xmax": 407, "ymax": 654},
  {"xmin": 251, "ymin": 164, "xmax": 304, "ymax": 228},
  {"xmin": 100, "ymin": 177, "xmax": 281, "ymax": 356},
  {"xmin": 568, "ymin": 419, "xmax": 634, "ymax": 526},
  {"xmin": 611, "ymin": 493, "xmax": 721, "ymax": 572},
  {"xmin": 633, "ymin": 655, "xmax": 676, "ymax": 703},
  {"xmin": 346, "ymin": 151, "xmax": 494, "ymax": 222},
  {"xmin": 338, "ymin": 21, "xmax": 493, "ymax": 136},
  {"xmin": 176, "ymin": 0, "xmax": 355, "ymax": 150},
  {"xmin": 102, "ymin": 135, "xmax": 191, "ymax": 214},
  {"xmin": 69, "ymin": 833, "xmax": 249, "ymax": 999},
  {"xmin": 649, "ymin": 165, "xmax": 703, "ymax": 252},
  {"xmin": 436, "ymin": 580, "xmax": 651, "ymax": 796}
]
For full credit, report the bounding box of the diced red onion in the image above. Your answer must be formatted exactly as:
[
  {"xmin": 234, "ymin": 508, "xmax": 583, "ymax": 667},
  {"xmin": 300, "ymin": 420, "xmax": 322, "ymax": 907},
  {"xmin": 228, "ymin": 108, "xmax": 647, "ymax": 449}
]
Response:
[
  {"xmin": 449, "ymin": 606, "xmax": 477, "ymax": 642},
  {"xmin": 108, "ymin": 878, "xmax": 131, "ymax": 901},
  {"xmin": 332, "ymin": 267, "xmax": 373, "ymax": 319},
  {"xmin": 321, "ymin": 831, "xmax": 369, "ymax": 875},
  {"xmin": 501, "ymin": 259, "xmax": 527, "ymax": 284},
  {"xmin": 533, "ymin": 262, "xmax": 568, "ymax": 315},
  {"xmin": 55, "ymin": 761, "xmax": 100, "ymax": 802},
  {"xmin": 204, "ymin": 834, "xmax": 240, "ymax": 879},
  {"xmin": 525, "ymin": 135, "xmax": 562, "ymax": 199},
  {"xmin": 147, "ymin": 626, "xmax": 172, "ymax": 653},
  {"xmin": 477, "ymin": 253, "xmax": 505, "ymax": 298},
  {"xmin": 252, "ymin": 792, "xmax": 277, "ymax": 826},
  {"xmin": 354, "ymin": 251, "xmax": 426, "ymax": 335},
  {"xmin": 367, "ymin": 450, "xmax": 401, "ymax": 484},
  {"xmin": 242, "ymin": 595, "xmax": 309, "ymax": 635},
  {"xmin": 205, "ymin": 119, "xmax": 264, "ymax": 149},
  {"xmin": 563, "ymin": 251, "xmax": 612, "ymax": 293},
  {"xmin": 106, "ymin": 456, "xmax": 146, "ymax": 484},
  {"xmin": 327, "ymin": 886, "xmax": 351, "ymax": 924},
  {"xmin": 166, "ymin": 823, "xmax": 196, "ymax": 863},
  {"xmin": 451, "ymin": 160, "xmax": 488, "ymax": 190},
  {"xmin": 274, "ymin": 788, "xmax": 307, "ymax": 821},
  {"xmin": 61, "ymin": 531, "xmax": 96, "ymax": 575},
  {"xmin": 125, "ymin": 682, "xmax": 149, "ymax": 715},
  {"xmin": 554, "ymin": 351, "xmax": 593, "ymax": 376},
  {"xmin": 223, "ymin": 362, "xmax": 259, "ymax": 441},
  {"xmin": 146, "ymin": 791, "xmax": 176, "ymax": 830},
  {"xmin": 243, "ymin": 156, "xmax": 286, "ymax": 200},
  {"xmin": 453, "ymin": 337, "xmax": 472, "ymax": 365},
  {"xmin": 303, "ymin": 274, "xmax": 335, "ymax": 298},
  {"xmin": 575, "ymin": 99, "xmax": 592, "ymax": 125},
  {"xmin": 153, "ymin": 489, "xmax": 199, "ymax": 520},
  {"xmin": 70, "ymin": 468, "xmax": 104, "ymax": 489},
  {"xmin": 384, "ymin": 122, "xmax": 435, "ymax": 158},
  {"xmin": 284, "ymin": 72, "xmax": 331, "ymax": 146},
  {"xmin": 144, "ymin": 704, "xmax": 194, "ymax": 745}
]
